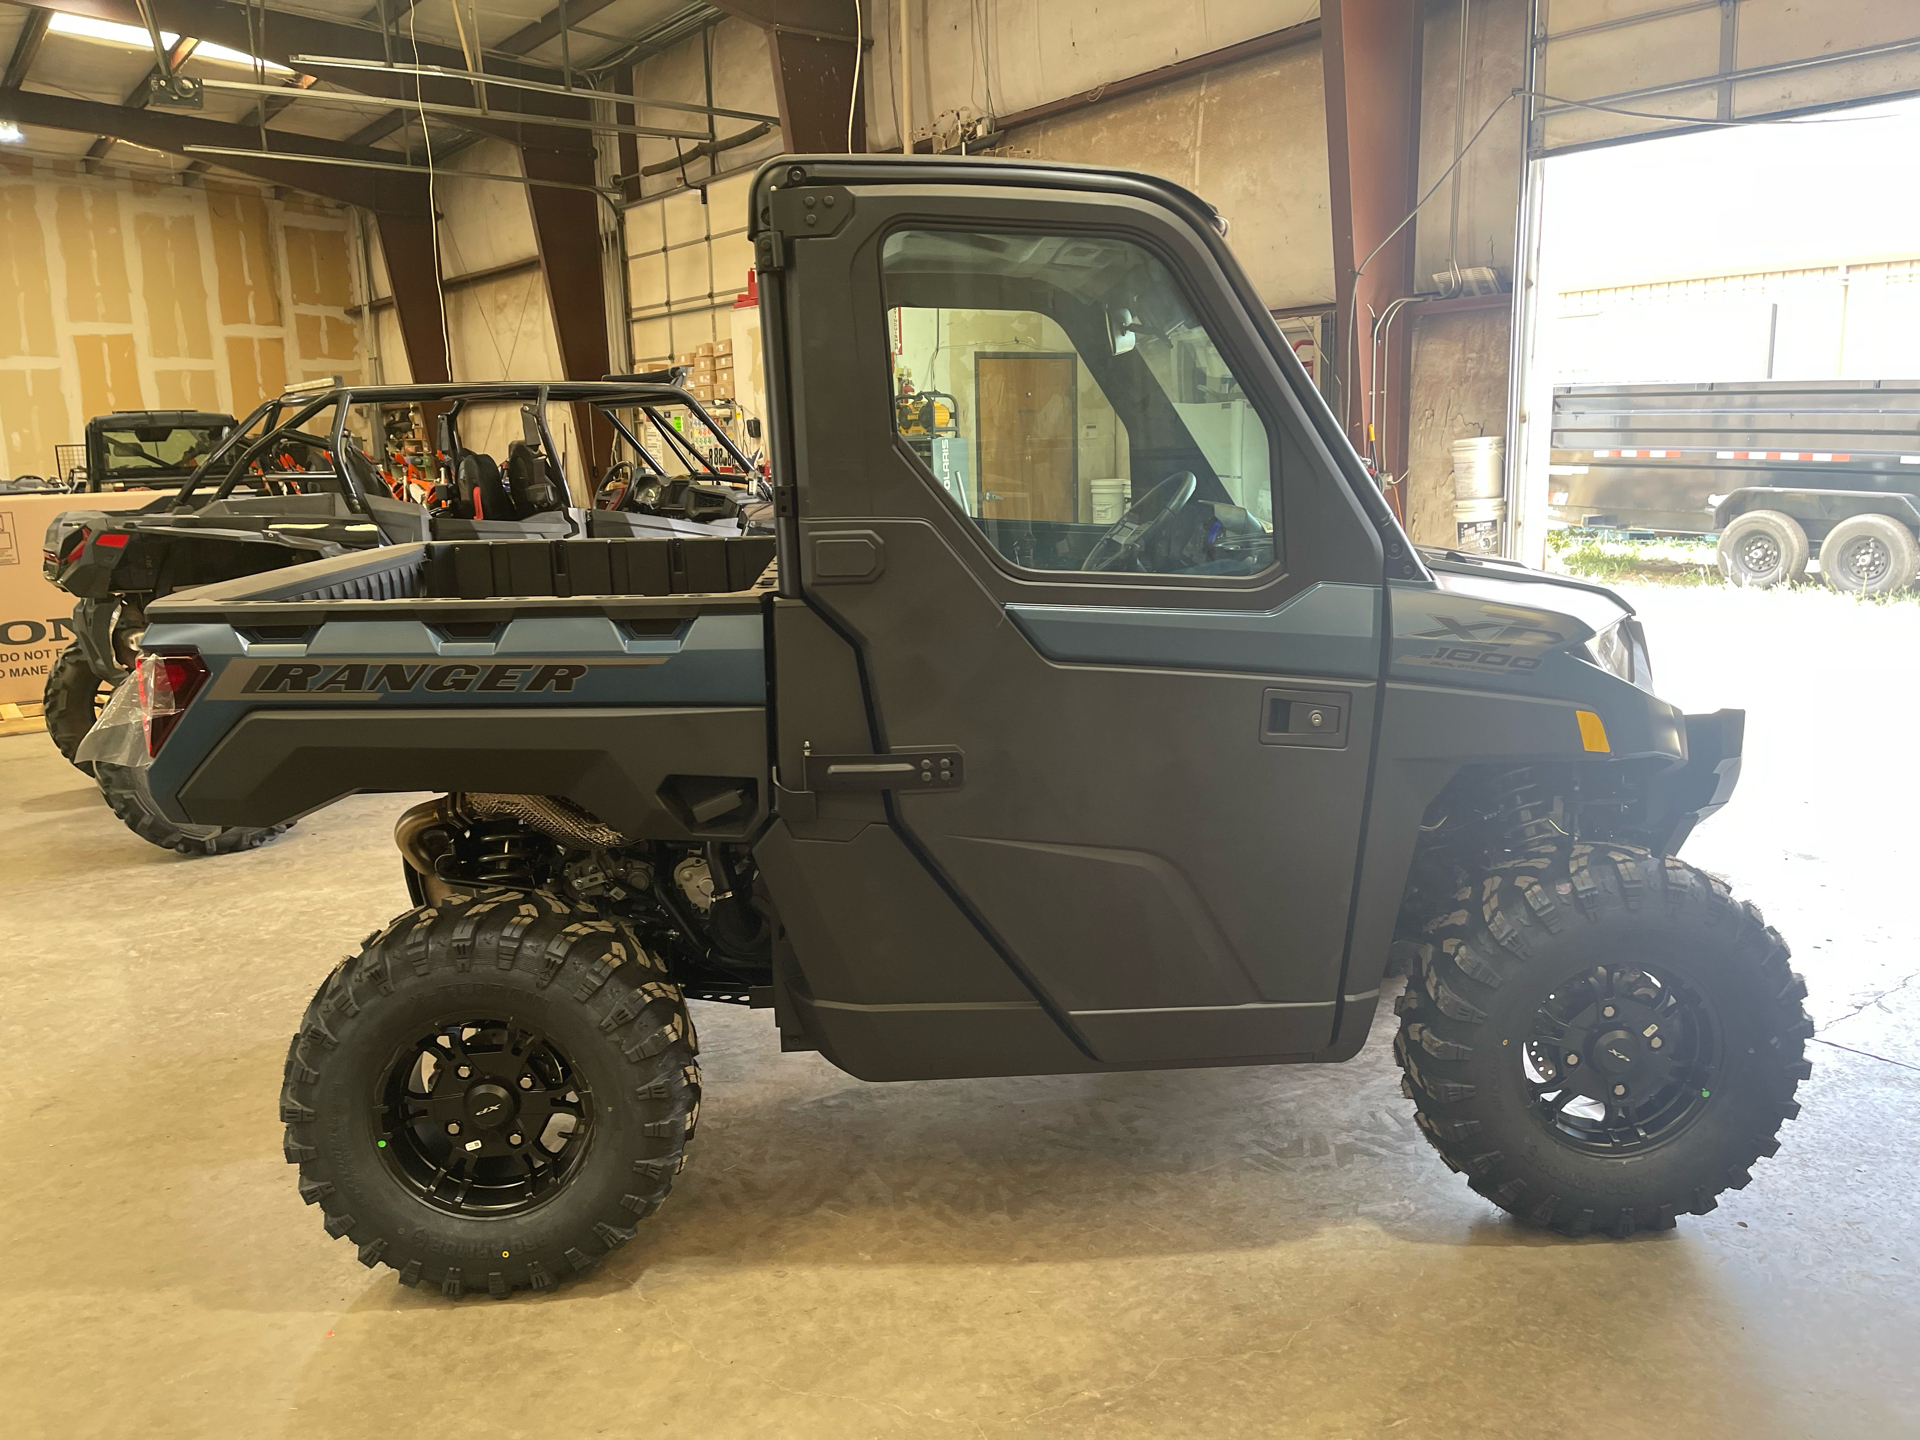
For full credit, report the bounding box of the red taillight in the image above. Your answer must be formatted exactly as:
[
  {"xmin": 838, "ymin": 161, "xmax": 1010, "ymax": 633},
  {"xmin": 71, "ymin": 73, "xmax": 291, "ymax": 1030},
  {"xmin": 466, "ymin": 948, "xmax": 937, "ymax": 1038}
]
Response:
[
  {"xmin": 135, "ymin": 651, "xmax": 210, "ymax": 756},
  {"xmin": 94, "ymin": 530, "xmax": 130, "ymax": 550}
]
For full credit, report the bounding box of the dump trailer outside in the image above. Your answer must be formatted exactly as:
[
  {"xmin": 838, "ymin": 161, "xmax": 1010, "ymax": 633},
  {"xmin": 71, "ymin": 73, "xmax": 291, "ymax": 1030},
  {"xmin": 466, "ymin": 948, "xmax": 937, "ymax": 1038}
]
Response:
[{"xmin": 1549, "ymin": 379, "xmax": 1920, "ymax": 534}]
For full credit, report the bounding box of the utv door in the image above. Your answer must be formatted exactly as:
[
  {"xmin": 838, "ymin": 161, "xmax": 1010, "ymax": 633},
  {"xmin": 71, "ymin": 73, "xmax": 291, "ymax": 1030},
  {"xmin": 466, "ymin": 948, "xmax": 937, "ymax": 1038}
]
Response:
[{"xmin": 755, "ymin": 160, "xmax": 1389, "ymax": 1073}]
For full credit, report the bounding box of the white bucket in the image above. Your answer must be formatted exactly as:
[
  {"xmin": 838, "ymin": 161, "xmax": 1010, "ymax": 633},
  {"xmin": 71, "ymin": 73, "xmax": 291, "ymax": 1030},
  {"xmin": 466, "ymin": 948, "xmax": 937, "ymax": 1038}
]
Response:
[
  {"xmin": 1450, "ymin": 435, "xmax": 1504, "ymax": 502},
  {"xmin": 1089, "ymin": 477, "xmax": 1129, "ymax": 525},
  {"xmin": 1454, "ymin": 495, "xmax": 1506, "ymax": 554}
]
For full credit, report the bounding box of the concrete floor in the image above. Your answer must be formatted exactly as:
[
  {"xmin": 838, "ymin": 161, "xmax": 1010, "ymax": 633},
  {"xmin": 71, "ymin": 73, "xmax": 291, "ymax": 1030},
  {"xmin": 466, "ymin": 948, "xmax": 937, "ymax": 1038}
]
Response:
[{"xmin": 1, "ymin": 582, "xmax": 1915, "ymax": 1440}]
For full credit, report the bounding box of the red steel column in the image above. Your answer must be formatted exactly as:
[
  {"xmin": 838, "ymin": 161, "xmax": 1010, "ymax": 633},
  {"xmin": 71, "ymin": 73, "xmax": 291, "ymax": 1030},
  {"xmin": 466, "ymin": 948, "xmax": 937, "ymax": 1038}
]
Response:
[{"xmin": 1322, "ymin": 0, "xmax": 1423, "ymax": 522}]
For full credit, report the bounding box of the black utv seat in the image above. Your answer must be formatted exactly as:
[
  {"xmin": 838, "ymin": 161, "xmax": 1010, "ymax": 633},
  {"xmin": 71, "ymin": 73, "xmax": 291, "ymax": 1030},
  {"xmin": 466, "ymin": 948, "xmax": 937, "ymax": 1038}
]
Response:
[
  {"xmin": 504, "ymin": 440, "xmax": 566, "ymax": 515},
  {"xmin": 456, "ymin": 451, "xmax": 514, "ymax": 521}
]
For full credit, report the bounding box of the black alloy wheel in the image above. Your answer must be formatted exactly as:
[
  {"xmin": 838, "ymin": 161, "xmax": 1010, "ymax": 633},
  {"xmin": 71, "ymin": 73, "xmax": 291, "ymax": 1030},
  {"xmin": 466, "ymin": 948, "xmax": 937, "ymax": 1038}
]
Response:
[
  {"xmin": 1522, "ymin": 963, "xmax": 1716, "ymax": 1155},
  {"xmin": 1396, "ymin": 843, "xmax": 1811, "ymax": 1237},
  {"xmin": 379, "ymin": 1020, "xmax": 595, "ymax": 1218}
]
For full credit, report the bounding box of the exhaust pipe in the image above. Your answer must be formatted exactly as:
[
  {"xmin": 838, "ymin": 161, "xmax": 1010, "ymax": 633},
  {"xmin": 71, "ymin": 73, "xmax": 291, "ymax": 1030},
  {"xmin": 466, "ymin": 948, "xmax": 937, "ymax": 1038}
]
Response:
[{"xmin": 394, "ymin": 793, "xmax": 632, "ymax": 905}]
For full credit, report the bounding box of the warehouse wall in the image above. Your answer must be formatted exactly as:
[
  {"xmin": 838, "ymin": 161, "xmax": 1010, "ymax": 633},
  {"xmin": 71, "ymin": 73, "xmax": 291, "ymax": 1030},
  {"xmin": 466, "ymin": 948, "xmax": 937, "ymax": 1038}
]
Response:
[
  {"xmin": 627, "ymin": 18, "xmax": 786, "ymax": 204},
  {"xmin": 617, "ymin": 3, "xmax": 1336, "ymax": 379},
  {"xmin": 869, "ymin": 0, "xmax": 1319, "ymax": 154},
  {"xmin": 1403, "ymin": 0, "xmax": 1526, "ymax": 544},
  {"xmin": 989, "ymin": 39, "xmax": 1334, "ymax": 310},
  {"xmin": 0, "ymin": 154, "xmax": 362, "ymax": 482},
  {"xmin": 356, "ymin": 140, "xmax": 586, "ymax": 466},
  {"xmin": 1405, "ymin": 304, "xmax": 1509, "ymax": 544}
]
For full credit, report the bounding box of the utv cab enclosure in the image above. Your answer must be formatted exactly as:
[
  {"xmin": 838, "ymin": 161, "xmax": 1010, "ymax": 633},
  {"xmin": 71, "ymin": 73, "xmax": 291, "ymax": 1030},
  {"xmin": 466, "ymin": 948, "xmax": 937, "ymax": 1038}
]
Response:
[{"xmin": 134, "ymin": 157, "xmax": 1809, "ymax": 1297}]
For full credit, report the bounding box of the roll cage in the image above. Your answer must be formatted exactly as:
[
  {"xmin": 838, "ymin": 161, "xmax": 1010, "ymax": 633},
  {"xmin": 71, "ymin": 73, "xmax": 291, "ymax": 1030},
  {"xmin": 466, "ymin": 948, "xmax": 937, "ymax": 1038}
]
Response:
[{"xmin": 170, "ymin": 380, "xmax": 761, "ymax": 518}]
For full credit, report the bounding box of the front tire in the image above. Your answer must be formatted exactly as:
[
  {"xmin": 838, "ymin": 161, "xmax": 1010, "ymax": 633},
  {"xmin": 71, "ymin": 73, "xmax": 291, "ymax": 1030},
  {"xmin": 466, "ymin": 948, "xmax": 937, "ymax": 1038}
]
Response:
[
  {"xmin": 1395, "ymin": 844, "xmax": 1811, "ymax": 1237},
  {"xmin": 281, "ymin": 891, "xmax": 700, "ymax": 1297}
]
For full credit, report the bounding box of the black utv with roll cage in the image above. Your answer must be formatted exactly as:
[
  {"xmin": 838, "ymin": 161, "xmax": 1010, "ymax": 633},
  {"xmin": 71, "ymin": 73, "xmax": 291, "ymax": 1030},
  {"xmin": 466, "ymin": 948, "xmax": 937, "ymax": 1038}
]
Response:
[
  {"xmin": 129, "ymin": 155, "xmax": 1810, "ymax": 1297},
  {"xmin": 44, "ymin": 377, "xmax": 766, "ymax": 854}
]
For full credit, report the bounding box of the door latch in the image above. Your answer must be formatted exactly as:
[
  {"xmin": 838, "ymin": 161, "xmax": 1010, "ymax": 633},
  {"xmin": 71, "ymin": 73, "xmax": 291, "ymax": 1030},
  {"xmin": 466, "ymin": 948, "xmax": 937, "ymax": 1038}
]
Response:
[
  {"xmin": 1259, "ymin": 688, "xmax": 1350, "ymax": 748},
  {"xmin": 802, "ymin": 744, "xmax": 963, "ymax": 791}
]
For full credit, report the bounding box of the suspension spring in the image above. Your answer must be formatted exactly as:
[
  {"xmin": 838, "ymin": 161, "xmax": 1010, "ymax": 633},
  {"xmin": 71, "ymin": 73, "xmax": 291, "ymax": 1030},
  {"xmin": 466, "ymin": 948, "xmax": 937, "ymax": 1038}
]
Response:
[
  {"xmin": 1492, "ymin": 766, "xmax": 1562, "ymax": 852},
  {"xmin": 471, "ymin": 824, "xmax": 535, "ymax": 885}
]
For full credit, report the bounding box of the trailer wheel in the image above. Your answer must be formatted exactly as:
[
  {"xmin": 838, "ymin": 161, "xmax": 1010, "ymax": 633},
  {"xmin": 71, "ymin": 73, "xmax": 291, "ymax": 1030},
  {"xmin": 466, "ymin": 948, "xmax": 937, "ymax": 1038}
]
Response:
[
  {"xmin": 1715, "ymin": 510, "xmax": 1808, "ymax": 588},
  {"xmin": 1818, "ymin": 514, "xmax": 1919, "ymax": 596}
]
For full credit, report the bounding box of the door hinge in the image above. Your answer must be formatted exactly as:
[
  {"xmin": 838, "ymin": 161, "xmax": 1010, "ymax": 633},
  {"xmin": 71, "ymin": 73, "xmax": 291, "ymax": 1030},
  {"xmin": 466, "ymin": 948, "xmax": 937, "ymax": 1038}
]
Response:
[
  {"xmin": 773, "ymin": 482, "xmax": 798, "ymax": 517},
  {"xmin": 802, "ymin": 746, "xmax": 963, "ymax": 792},
  {"xmin": 755, "ymin": 230, "xmax": 787, "ymax": 273}
]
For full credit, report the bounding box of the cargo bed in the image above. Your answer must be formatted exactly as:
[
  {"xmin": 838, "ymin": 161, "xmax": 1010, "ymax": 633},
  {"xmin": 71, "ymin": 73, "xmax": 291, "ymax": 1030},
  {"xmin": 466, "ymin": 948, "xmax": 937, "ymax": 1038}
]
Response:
[{"xmin": 139, "ymin": 535, "xmax": 779, "ymax": 840}]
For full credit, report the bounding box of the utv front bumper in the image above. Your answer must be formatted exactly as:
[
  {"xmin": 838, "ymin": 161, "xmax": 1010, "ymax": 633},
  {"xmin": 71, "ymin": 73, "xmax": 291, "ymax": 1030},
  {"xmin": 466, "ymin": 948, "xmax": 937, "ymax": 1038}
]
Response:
[{"xmin": 1642, "ymin": 709, "xmax": 1744, "ymax": 854}]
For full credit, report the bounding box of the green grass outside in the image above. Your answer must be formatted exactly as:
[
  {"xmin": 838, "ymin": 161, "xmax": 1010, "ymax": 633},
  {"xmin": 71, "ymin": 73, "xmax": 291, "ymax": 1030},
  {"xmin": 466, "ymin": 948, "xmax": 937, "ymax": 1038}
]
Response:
[{"xmin": 1542, "ymin": 528, "xmax": 1920, "ymax": 604}]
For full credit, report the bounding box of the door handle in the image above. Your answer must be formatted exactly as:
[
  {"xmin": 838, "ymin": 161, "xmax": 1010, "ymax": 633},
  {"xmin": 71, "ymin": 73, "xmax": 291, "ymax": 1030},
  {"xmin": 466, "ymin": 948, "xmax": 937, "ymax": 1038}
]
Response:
[
  {"xmin": 1259, "ymin": 687, "xmax": 1350, "ymax": 748},
  {"xmin": 802, "ymin": 746, "xmax": 964, "ymax": 791}
]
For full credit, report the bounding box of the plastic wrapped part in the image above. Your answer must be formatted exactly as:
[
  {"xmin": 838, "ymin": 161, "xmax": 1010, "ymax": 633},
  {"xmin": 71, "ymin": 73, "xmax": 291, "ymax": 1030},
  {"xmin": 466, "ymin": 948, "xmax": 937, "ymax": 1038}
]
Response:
[{"xmin": 74, "ymin": 679, "xmax": 150, "ymax": 770}]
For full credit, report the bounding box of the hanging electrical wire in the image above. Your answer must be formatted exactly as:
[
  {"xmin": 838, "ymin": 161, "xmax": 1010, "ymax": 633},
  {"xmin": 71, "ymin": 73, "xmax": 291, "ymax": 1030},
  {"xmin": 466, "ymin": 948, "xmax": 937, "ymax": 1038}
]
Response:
[{"xmin": 847, "ymin": 0, "xmax": 863, "ymax": 151}]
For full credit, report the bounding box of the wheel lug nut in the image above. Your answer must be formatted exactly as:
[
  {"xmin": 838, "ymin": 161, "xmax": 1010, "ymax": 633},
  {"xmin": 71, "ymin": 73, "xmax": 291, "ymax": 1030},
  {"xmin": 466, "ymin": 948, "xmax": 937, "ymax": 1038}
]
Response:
[
  {"xmin": 518, "ymin": 1075, "xmax": 533, "ymax": 1090},
  {"xmin": 508, "ymin": 1133, "xmax": 524, "ymax": 1146},
  {"xmin": 1565, "ymin": 1053, "xmax": 1580, "ymax": 1066},
  {"xmin": 1602, "ymin": 1006, "xmax": 1616, "ymax": 1018},
  {"xmin": 1612, "ymin": 1083, "xmax": 1627, "ymax": 1096},
  {"xmin": 1650, "ymin": 1037, "xmax": 1663, "ymax": 1049},
  {"xmin": 446, "ymin": 1121, "xmax": 461, "ymax": 1135},
  {"xmin": 456, "ymin": 1065, "xmax": 472, "ymax": 1079}
]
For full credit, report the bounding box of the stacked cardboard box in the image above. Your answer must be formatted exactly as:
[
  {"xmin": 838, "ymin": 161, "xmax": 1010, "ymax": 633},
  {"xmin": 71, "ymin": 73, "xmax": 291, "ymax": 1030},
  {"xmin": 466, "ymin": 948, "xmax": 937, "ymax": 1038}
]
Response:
[
  {"xmin": 688, "ymin": 341, "xmax": 717, "ymax": 402},
  {"xmin": 712, "ymin": 338, "xmax": 735, "ymax": 401}
]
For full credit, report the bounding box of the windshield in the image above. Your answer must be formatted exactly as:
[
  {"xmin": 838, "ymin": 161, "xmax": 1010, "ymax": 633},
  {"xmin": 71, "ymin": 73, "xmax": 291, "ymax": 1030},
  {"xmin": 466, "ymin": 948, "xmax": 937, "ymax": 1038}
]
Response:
[{"xmin": 95, "ymin": 424, "xmax": 227, "ymax": 481}]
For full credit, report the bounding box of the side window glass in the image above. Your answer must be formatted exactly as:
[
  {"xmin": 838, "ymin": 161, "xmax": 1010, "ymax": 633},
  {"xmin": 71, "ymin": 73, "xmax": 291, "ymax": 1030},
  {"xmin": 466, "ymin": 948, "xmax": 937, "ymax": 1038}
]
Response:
[{"xmin": 883, "ymin": 229, "xmax": 1276, "ymax": 577}]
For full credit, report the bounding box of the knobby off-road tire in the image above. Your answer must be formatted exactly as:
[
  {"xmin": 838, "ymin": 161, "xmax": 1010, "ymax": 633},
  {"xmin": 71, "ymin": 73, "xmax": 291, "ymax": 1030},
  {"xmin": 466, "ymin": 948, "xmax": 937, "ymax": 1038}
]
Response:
[
  {"xmin": 282, "ymin": 890, "xmax": 700, "ymax": 1298},
  {"xmin": 1395, "ymin": 843, "xmax": 1811, "ymax": 1237},
  {"xmin": 95, "ymin": 762, "xmax": 291, "ymax": 856},
  {"xmin": 44, "ymin": 643, "xmax": 116, "ymax": 772}
]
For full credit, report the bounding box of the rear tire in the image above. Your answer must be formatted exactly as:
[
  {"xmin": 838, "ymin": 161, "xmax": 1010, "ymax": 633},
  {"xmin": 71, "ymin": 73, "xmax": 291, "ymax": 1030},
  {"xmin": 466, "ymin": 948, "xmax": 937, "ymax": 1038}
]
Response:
[
  {"xmin": 1395, "ymin": 844, "xmax": 1811, "ymax": 1237},
  {"xmin": 43, "ymin": 643, "xmax": 116, "ymax": 773},
  {"xmin": 95, "ymin": 762, "xmax": 292, "ymax": 856},
  {"xmin": 1818, "ymin": 514, "xmax": 1919, "ymax": 596},
  {"xmin": 281, "ymin": 891, "xmax": 700, "ymax": 1297},
  {"xmin": 1715, "ymin": 510, "xmax": 1808, "ymax": 588}
]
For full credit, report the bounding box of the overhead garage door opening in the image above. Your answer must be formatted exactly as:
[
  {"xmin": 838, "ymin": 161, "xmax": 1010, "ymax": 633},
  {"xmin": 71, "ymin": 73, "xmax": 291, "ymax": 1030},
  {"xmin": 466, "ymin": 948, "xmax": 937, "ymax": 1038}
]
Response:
[
  {"xmin": 1523, "ymin": 95, "xmax": 1920, "ymax": 592},
  {"xmin": 1504, "ymin": 3, "xmax": 1920, "ymax": 591}
]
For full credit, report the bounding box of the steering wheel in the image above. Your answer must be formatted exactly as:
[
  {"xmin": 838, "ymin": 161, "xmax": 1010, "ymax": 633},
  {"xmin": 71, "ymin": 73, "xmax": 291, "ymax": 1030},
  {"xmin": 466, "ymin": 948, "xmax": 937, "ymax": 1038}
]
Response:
[{"xmin": 1081, "ymin": 471, "xmax": 1197, "ymax": 572}]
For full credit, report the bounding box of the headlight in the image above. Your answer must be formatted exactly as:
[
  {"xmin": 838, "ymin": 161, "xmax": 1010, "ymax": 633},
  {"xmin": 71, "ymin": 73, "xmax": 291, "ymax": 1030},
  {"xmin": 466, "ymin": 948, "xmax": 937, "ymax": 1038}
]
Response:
[{"xmin": 1588, "ymin": 617, "xmax": 1654, "ymax": 692}]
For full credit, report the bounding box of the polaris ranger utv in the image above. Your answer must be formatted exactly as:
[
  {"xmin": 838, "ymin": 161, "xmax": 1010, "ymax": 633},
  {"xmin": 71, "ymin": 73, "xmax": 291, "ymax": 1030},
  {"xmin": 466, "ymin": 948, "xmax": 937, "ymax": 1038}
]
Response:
[
  {"xmin": 125, "ymin": 156, "xmax": 1809, "ymax": 1298},
  {"xmin": 46, "ymin": 378, "xmax": 765, "ymax": 853}
]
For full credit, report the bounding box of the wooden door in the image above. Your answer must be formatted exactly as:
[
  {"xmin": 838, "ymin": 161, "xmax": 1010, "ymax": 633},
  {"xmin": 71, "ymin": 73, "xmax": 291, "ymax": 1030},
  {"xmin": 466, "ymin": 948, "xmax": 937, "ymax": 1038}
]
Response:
[{"xmin": 975, "ymin": 354, "xmax": 1077, "ymax": 520}]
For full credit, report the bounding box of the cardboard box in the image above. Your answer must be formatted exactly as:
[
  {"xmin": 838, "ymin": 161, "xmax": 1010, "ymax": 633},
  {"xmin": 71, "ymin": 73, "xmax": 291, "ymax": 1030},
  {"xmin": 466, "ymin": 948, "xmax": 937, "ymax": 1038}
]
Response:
[
  {"xmin": 689, "ymin": 384, "xmax": 715, "ymax": 401},
  {"xmin": 674, "ymin": 351, "xmax": 699, "ymax": 366},
  {"xmin": 696, "ymin": 342, "xmax": 715, "ymax": 356},
  {"xmin": 714, "ymin": 352, "xmax": 734, "ymax": 370},
  {"xmin": 0, "ymin": 489, "xmax": 158, "ymax": 706},
  {"xmin": 713, "ymin": 339, "xmax": 733, "ymax": 357}
]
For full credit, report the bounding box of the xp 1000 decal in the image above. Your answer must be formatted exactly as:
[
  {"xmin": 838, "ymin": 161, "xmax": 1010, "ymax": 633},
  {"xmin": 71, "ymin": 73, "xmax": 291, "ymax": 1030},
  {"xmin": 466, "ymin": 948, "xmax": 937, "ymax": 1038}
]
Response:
[{"xmin": 1390, "ymin": 590, "xmax": 1577, "ymax": 676}]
